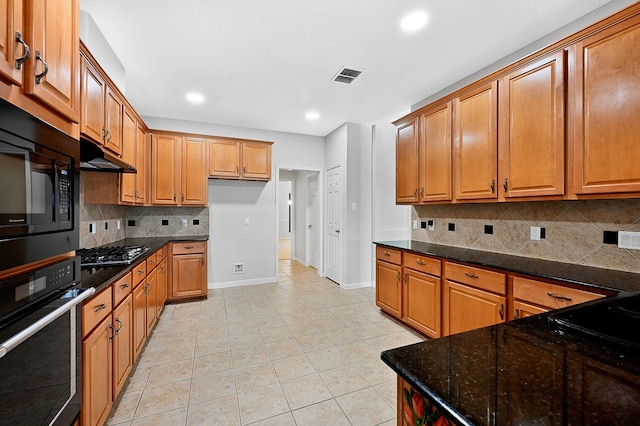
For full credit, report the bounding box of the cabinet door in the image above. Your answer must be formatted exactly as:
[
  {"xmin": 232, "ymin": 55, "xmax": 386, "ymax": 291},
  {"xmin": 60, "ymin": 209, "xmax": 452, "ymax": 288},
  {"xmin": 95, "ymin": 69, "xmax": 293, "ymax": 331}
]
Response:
[
  {"xmin": 80, "ymin": 56, "xmax": 105, "ymax": 143},
  {"xmin": 403, "ymin": 269, "xmax": 441, "ymax": 338},
  {"xmin": 375, "ymin": 260, "xmax": 402, "ymax": 319},
  {"xmin": 104, "ymin": 86, "xmax": 123, "ymax": 155},
  {"xmin": 132, "ymin": 282, "xmax": 146, "ymax": 362},
  {"xmin": 120, "ymin": 106, "xmax": 137, "ymax": 203},
  {"xmin": 181, "ymin": 137, "xmax": 207, "ymax": 205},
  {"xmin": 209, "ymin": 139, "xmax": 241, "ymax": 178},
  {"xmin": 499, "ymin": 51, "xmax": 565, "ymax": 198},
  {"xmin": 157, "ymin": 258, "xmax": 168, "ymax": 314},
  {"xmin": 112, "ymin": 294, "xmax": 132, "ymax": 399},
  {"xmin": 513, "ymin": 300, "xmax": 548, "ymax": 320},
  {"xmin": 0, "ymin": 0, "xmax": 24, "ymax": 85},
  {"xmin": 135, "ymin": 123, "xmax": 148, "ymax": 204},
  {"xmin": 242, "ymin": 141, "xmax": 272, "ymax": 180},
  {"xmin": 82, "ymin": 315, "xmax": 112, "ymax": 426},
  {"xmin": 444, "ymin": 280, "xmax": 505, "ymax": 336},
  {"xmin": 151, "ymin": 134, "xmax": 180, "ymax": 205},
  {"xmin": 171, "ymin": 253, "xmax": 206, "ymax": 299},
  {"xmin": 453, "ymin": 82, "xmax": 498, "ymax": 201},
  {"xmin": 573, "ymin": 14, "xmax": 640, "ymax": 194},
  {"xmin": 145, "ymin": 268, "xmax": 157, "ymax": 334},
  {"xmin": 419, "ymin": 102, "xmax": 452, "ymax": 202},
  {"xmin": 25, "ymin": 0, "xmax": 79, "ymax": 121},
  {"xmin": 396, "ymin": 118, "xmax": 419, "ymax": 203}
]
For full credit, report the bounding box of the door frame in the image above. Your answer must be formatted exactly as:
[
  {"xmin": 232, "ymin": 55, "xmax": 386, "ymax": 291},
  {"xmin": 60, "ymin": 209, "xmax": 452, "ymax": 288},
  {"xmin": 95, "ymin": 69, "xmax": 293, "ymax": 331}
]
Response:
[
  {"xmin": 305, "ymin": 172, "xmax": 320, "ymax": 270},
  {"xmin": 275, "ymin": 167, "xmax": 324, "ymax": 277}
]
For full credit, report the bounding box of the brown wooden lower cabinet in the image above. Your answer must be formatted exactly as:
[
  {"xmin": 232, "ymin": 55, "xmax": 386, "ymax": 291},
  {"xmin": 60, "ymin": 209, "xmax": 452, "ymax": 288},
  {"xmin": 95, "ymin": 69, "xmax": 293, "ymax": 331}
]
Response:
[
  {"xmin": 376, "ymin": 259, "xmax": 402, "ymax": 318},
  {"xmin": 444, "ymin": 280, "xmax": 506, "ymax": 336},
  {"xmin": 112, "ymin": 294, "xmax": 133, "ymax": 398},
  {"xmin": 169, "ymin": 241, "xmax": 207, "ymax": 300},
  {"xmin": 82, "ymin": 315, "xmax": 113, "ymax": 426},
  {"xmin": 403, "ymin": 269, "xmax": 441, "ymax": 339}
]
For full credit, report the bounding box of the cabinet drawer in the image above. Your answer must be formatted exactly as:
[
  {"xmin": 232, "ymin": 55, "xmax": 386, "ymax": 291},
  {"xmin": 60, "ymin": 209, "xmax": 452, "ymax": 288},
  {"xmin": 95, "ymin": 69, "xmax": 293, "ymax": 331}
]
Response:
[
  {"xmin": 376, "ymin": 246, "xmax": 401, "ymax": 265},
  {"xmin": 157, "ymin": 245, "xmax": 167, "ymax": 261},
  {"xmin": 83, "ymin": 288, "xmax": 113, "ymax": 337},
  {"xmin": 513, "ymin": 276, "xmax": 605, "ymax": 310},
  {"xmin": 146, "ymin": 252, "xmax": 159, "ymax": 271},
  {"xmin": 403, "ymin": 253, "xmax": 441, "ymax": 276},
  {"xmin": 172, "ymin": 241, "xmax": 206, "ymax": 255},
  {"xmin": 132, "ymin": 261, "xmax": 147, "ymax": 287},
  {"xmin": 444, "ymin": 262, "xmax": 506, "ymax": 295},
  {"xmin": 113, "ymin": 272, "xmax": 133, "ymax": 307}
]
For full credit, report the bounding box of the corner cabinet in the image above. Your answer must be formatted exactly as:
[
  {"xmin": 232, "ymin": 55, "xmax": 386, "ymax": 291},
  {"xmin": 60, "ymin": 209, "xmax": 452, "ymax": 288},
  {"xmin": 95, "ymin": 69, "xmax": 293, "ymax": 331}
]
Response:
[
  {"xmin": 209, "ymin": 138, "xmax": 273, "ymax": 181},
  {"xmin": 169, "ymin": 241, "xmax": 207, "ymax": 301}
]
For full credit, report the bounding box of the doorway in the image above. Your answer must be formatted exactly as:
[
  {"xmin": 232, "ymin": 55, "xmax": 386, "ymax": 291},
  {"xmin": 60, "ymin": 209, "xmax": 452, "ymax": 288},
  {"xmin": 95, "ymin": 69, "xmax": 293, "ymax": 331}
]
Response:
[{"xmin": 277, "ymin": 168, "xmax": 321, "ymax": 272}]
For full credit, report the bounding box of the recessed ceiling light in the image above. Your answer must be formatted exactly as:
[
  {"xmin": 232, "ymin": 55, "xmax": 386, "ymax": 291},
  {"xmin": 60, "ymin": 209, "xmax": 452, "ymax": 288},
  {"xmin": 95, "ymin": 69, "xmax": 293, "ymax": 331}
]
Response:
[
  {"xmin": 401, "ymin": 11, "xmax": 428, "ymax": 31},
  {"xmin": 306, "ymin": 111, "xmax": 320, "ymax": 120},
  {"xmin": 186, "ymin": 92, "xmax": 205, "ymax": 103}
]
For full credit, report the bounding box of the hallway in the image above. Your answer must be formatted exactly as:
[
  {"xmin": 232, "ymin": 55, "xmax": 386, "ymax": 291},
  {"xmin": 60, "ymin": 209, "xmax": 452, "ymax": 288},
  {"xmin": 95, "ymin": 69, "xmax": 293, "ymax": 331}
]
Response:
[{"xmin": 107, "ymin": 260, "xmax": 425, "ymax": 425}]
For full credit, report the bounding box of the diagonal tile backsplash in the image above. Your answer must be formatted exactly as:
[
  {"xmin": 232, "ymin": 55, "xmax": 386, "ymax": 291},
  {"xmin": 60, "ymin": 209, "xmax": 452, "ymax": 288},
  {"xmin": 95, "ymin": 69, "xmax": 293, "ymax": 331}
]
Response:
[{"xmin": 412, "ymin": 199, "xmax": 640, "ymax": 273}]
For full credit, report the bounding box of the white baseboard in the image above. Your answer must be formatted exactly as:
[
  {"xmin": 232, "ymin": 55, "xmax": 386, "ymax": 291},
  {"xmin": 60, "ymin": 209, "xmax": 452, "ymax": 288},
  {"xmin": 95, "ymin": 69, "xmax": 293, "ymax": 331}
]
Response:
[
  {"xmin": 340, "ymin": 281, "xmax": 374, "ymax": 290},
  {"xmin": 208, "ymin": 276, "xmax": 278, "ymax": 289},
  {"xmin": 292, "ymin": 256, "xmax": 308, "ymax": 266}
]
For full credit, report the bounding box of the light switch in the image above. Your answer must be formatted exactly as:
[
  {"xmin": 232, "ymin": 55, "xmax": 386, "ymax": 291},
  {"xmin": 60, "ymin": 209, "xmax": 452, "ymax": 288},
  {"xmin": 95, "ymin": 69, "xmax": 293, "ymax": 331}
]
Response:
[
  {"xmin": 244, "ymin": 217, "xmax": 250, "ymax": 226},
  {"xmin": 181, "ymin": 218, "xmax": 188, "ymax": 228},
  {"xmin": 413, "ymin": 220, "xmax": 418, "ymax": 230}
]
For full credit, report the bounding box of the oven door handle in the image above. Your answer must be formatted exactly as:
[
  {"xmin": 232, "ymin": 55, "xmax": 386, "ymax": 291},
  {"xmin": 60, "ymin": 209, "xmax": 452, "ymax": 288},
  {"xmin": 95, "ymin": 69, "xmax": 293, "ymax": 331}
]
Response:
[{"xmin": 0, "ymin": 287, "xmax": 96, "ymax": 359}]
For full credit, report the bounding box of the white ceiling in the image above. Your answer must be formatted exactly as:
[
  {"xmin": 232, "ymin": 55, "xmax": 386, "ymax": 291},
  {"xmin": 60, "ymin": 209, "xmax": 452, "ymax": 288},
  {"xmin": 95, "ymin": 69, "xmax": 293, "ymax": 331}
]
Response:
[{"xmin": 80, "ymin": 0, "xmax": 620, "ymax": 137}]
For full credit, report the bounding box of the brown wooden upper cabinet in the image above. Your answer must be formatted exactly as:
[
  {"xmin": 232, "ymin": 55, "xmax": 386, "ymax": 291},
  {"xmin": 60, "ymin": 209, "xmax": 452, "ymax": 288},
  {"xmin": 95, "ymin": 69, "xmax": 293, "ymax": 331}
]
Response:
[
  {"xmin": 572, "ymin": 13, "xmax": 640, "ymax": 195},
  {"xmin": 120, "ymin": 107, "xmax": 148, "ymax": 205},
  {"xmin": 209, "ymin": 138, "xmax": 273, "ymax": 181},
  {"xmin": 395, "ymin": 118, "xmax": 419, "ymax": 203},
  {"xmin": 151, "ymin": 133, "xmax": 207, "ymax": 206},
  {"xmin": 80, "ymin": 51, "xmax": 124, "ymax": 155},
  {"xmin": 0, "ymin": 0, "xmax": 79, "ymax": 134},
  {"xmin": 453, "ymin": 82, "xmax": 498, "ymax": 201},
  {"xmin": 498, "ymin": 51, "xmax": 566, "ymax": 199},
  {"xmin": 419, "ymin": 102, "xmax": 452, "ymax": 202}
]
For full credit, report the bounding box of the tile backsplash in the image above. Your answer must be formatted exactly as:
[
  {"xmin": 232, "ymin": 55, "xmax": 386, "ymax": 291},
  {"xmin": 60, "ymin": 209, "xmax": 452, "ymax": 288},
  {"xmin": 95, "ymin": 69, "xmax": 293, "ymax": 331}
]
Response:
[
  {"xmin": 80, "ymin": 199, "xmax": 209, "ymax": 248},
  {"xmin": 412, "ymin": 199, "xmax": 640, "ymax": 273}
]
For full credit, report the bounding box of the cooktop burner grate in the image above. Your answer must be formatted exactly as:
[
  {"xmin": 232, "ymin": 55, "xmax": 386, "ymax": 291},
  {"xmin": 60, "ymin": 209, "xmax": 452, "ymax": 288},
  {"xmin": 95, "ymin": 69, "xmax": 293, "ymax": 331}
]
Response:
[{"xmin": 78, "ymin": 245, "xmax": 149, "ymax": 267}]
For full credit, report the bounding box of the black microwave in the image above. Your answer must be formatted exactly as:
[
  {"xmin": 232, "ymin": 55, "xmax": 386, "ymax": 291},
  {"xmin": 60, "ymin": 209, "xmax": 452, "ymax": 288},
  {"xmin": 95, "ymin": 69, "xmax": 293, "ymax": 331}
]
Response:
[{"xmin": 0, "ymin": 98, "xmax": 79, "ymax": 271}]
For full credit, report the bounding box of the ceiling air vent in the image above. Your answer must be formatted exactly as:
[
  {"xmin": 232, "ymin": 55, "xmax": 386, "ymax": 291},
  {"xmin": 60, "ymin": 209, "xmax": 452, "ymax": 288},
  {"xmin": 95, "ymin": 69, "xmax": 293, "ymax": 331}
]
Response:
[{"xmin": 332, "ymin": 67, "xmax": 363, "ymax": 84}]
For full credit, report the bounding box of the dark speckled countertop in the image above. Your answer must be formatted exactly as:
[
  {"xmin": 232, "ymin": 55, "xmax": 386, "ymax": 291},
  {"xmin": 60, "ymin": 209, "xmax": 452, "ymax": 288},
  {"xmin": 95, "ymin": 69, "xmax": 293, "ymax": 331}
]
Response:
[
  {"xmin": 377, "ymin": 241, "xmax": 640, "ymax": 424},
  {"xmin": 375, "ymin": 240, "xmax": 640, "ymax": 293},
  {"xmin": 79, "ymin": 236, "xmax": 208, "ymax": 294}
]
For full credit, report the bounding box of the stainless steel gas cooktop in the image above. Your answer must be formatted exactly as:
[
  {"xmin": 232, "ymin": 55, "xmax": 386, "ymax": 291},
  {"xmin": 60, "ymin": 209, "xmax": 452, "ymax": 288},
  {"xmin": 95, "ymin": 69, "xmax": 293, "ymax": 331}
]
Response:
[{"xmin": 77, "ymin": 245, "xmax": 149, "ymax": 267}]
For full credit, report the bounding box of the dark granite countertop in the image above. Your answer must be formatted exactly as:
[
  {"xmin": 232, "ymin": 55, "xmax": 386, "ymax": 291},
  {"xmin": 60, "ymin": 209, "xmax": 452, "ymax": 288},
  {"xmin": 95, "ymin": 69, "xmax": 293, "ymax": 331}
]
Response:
[
  {"xmin": 79, "ymin": 235, "xmax": 208, "ymax": 294},
  {"xmin": 382, "ymin": 298, "xmax": 640, "ymax": 425},
  {"xmin": 375, "ymin": 240, "xmax": 640, "ymax": 294}
]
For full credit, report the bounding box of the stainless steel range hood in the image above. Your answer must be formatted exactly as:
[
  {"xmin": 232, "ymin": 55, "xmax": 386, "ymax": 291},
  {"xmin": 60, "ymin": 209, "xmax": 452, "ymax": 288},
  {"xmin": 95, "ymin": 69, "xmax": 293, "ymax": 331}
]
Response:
[{"xmin": 80, "ymin": 138, "xmax": 136, "ymax": 173}]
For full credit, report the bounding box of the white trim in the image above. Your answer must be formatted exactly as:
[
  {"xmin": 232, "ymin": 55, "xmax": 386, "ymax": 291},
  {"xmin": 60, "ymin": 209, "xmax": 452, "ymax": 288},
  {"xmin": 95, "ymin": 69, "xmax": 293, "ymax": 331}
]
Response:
[
  {"xmin": 208, "ymin": 276, "xmax": 279, "ymax": 289},
  {"xmin": 340, "ymin": 281, "xmax": 374, "ymax": 290},
  {"xmin": 292, "ymin": 256, "xmax": 308, "ymax": 267}
]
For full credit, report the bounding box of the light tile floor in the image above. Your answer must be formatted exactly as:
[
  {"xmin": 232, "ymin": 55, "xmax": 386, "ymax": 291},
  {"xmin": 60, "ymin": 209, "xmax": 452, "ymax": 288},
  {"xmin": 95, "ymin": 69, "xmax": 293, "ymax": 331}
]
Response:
[{"xmin": 107, "ymin": 260, "xmax": 425, "ymax": 426}]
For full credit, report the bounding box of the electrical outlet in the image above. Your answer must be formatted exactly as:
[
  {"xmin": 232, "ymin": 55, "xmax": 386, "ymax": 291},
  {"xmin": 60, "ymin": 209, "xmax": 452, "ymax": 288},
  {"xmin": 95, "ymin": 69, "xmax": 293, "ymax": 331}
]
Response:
[
  {"xmin": 181, "ymin": 218, "xmax": 188, "ymax": 228},
  {"xmin": 117, "ymin": 220, "xmax": 121, "ymax": 230},
  {"xmin": 89, "ymin": 222, "xmax": 96, "ymax": 234},
  {"xmin": 618, "ymin": 231, "xmax": 640, "ymax": 250},
  {"xmin": 427, "ymin": 220, "xmax": 435, "ymax": 231},
  {"xmin": 413, "ymin": 220, "xmax": 418, "ymax": 230},
  {"xmin": 530, "ymin": 226, "xmax": 541, "ymax": 241},
  {"xmin": 234, "ymin": 263, "xmax": 244, "ymax": 274},
  {"xmin": 244, "ymin": 218, "xmax": 250, "ymax": 226}
]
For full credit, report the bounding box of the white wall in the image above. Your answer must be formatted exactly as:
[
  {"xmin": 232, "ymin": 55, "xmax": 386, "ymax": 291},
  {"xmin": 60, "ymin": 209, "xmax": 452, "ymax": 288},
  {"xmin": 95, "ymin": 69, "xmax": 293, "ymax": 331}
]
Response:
[{"xmin": 143, "ymin": 117, "xmax": 325, "ymax": 288}]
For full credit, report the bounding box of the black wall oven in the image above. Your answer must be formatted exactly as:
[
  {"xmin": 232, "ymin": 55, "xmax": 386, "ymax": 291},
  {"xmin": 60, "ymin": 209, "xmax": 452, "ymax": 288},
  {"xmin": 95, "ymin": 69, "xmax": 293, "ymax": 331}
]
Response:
[
  {"xmin": 0, "ymin": 98, "xmax": 79, "ymax": 271},
  {"xmin": 0, "ymin": 257, "xmax": 94, "ymax": 425}
]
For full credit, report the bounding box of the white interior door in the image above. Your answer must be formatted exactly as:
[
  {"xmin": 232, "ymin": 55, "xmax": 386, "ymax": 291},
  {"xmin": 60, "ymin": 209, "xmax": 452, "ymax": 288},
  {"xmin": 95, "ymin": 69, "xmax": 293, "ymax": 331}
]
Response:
[
  {"xmin": 307, "ymin": 173, "xmax": 319, "ymax": 269},
  {"xmin": 325, "ymin": 166, "xmax": 342, "ymax": 284}
]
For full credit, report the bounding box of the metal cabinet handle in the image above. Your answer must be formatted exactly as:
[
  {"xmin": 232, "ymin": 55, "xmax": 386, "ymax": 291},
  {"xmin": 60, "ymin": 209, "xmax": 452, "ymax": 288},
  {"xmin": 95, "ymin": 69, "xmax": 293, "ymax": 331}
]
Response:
[
  {"xmin": 503, "ymin": 178, "xmax": 508, "ymax": 192},
  {"xmin": 490, "ymin": 179, "xmax": 495, "ymax": 193},
  {"xmin": 413, "ymin": 188, "xmax": 418, "ymax": 198},
  {"xmin": 184, "ymin": 246, "xmax": 194, "ymax": 250},
  {"xmin": 149, "ymin": 260, "xmax": 156, "ymax": 265},
  {"xmin": 464, "ymin": 272, "xmax": 479, "ymax": 279},
  {"xmin": 137, "ymin": 269, "xmax": 145, "ymax": 275},
  {"xmin": 94, "ymin": 303, "xmax": 107, "ymax": 312},
  {"xmin": 14, "ymin": 31, "xmax": 30, "ymax": 70},
  {"xmin": 34, "ymin": 50, "xmax": 48, "ymax": 84},
  {"xmin": 243, "ymin": 166, "xmax": 246, "ymax": 174},
  {"xmin": 416, "ymin": 259, "xmax": 426, "ymax": 266},
  {"xmin": 120, "ymin": 283, "xmax": 130, "ymax": 289},
  {"xmin": 108, "ymin": 323, "xmax": 115, "ymax": 343},
  {"xmin": 403, "ymin": 273, "xmax": 407, "ymax": 284},
  {"xmin": 114, "ymin": 317, "xmax": 123, "ymax": 335},
  {"xmin": 182, "ymin": 193, "xmax": 185, "ymax": 202},
  {"xmin": 106, "ymin": 130, "xmax": 112, "ymax": 143},
  {"xmin": 514, "ymin": 309, "xmax": 520, "ymax": 320},
  {"xmin": 499, "ymin": 304, "xmax": 504, "ymax": 320},
  {"xmin": 173, "ymin": 193, "xmax": 177, "ymax": 202},
  {"xmin": 420, "ymin": 187, "xmax": 424, "ymax": 198},
  {"xmin": 383, "ymin": 251, "xmax": 391, "ymax": 257},
  {"xmin": 102, "ymin": 128, "xmax": 108, "ymax": 141},
  {"xmin": 547, "ymin": 292, "xmax": 572, "ymax": 301}
]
